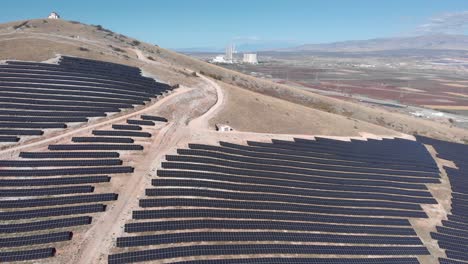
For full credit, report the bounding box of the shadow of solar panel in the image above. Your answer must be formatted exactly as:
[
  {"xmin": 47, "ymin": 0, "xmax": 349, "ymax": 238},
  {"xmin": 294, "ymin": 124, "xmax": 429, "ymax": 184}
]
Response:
[
  {"xmin": 0, "ymin": 248, "xmax": 55, "ymax": 262},
  {"xmin": 0, "ymin": 232, "xmax": 72, "ymax": 247},
  {"xmin": 0, "ymin": 216, "xmax": 92, "ymax": 233}
]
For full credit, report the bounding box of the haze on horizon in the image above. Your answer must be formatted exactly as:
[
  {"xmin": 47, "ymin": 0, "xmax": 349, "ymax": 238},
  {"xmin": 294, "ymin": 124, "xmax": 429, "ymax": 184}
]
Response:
[{"xmin": 1, "ymin": 0, "xmax": 467, "ymax": 51}]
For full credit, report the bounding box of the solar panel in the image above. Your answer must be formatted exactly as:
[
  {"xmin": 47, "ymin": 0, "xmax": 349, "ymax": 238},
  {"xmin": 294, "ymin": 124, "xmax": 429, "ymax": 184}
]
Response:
[
  {"xmin": 0, "ymin": 248, "xmax": 55, "ymax": 262},
  {"xmin": 108, "ymin": 244, "xmax": 429, "ymax": 264}
]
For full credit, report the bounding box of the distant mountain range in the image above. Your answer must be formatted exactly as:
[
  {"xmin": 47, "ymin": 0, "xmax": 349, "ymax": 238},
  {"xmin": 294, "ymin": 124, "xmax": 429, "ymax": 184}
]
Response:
[
  {"xmin": 284, "ymin": 34, "xmax": 468, "ymax": 52},
  {"xmin": 177, "ymin": 40, "xmax": 298, "ymax": 53}
]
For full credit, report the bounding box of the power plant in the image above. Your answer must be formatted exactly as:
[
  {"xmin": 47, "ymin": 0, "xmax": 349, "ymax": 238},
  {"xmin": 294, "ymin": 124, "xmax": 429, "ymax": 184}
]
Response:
[{"xmin": 211, "ymin": 44, "xmax": 258, "ymax": 65}]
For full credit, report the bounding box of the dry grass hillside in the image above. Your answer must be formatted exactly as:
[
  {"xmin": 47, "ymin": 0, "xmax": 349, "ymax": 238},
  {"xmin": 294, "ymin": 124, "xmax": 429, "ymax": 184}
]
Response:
[
  {"xmin": 209, "ymin": 82, "xmax": 397, "ymax": 136},
  {"xmin": 1, "ymin": 18, "xmax": 467, "ymax": 141}
]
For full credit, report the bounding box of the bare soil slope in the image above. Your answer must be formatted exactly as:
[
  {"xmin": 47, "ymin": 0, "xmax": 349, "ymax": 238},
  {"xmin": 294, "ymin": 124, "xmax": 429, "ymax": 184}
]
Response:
[{"xmin": 209, "ymin": 82, "xmax": 398, "ymax": 136}]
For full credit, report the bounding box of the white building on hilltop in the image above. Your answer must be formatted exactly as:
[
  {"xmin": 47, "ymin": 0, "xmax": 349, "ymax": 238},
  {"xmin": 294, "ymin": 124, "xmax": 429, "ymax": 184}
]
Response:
[
  {"xmin": 48, "ymin": 12, "xmax": 60, "ymax": 19},
  {"xmin": 243, "ymin": 53, "xmax": 258, "ymax": 64}
]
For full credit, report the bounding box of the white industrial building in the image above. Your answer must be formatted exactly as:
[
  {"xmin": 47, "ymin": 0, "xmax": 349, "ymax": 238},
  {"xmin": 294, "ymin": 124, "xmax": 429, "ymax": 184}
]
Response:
[
  {"xmin": 243, "ymin": 53, "xmax": 258, "ymax": 64},
  {"xmin": 48, "ymin": 12, "xmax": 60, "ymax": 19},
  {"xmin": 210, "ymin": 44, "xmax": 236, "ymax": 64}
]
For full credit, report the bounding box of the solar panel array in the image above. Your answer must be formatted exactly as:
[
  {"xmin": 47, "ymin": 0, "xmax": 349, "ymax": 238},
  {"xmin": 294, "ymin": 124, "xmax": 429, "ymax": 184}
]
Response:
[
  {"xmin": 416, "ymin": 136, "xmax": 468, "ymax": 264},
  {"xmin": 109, "ymin": 137, "xmax": 440, "ymax": 264},
  {"xmin": 0, "ymin": 57, "xmax": 170, "ymax": 262},
  {"xmin": 0, "ymin": 117, "xmax": 160, "ymax": 261},
  {"xmin": 0, "ymin": 56, "xmax": 172, "ymax": 144}
]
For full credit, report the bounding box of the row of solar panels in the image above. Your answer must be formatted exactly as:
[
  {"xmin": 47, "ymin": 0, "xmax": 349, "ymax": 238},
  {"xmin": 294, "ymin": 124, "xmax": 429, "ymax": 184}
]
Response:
[
  {"xmin": 0, "ymin": 113, "xmax": 167, "ymax": 262},
  {"xmin": 138, "ymin": 198, "xmax": 427, "ymax": 218},
  {"xmin": 159, "ymin": 165, "xmax": 432, "ymax": 191},
  {"xmin": 157, "ymin": 170, "xmax": 433, "ymax": 197},
  {"xmin": 164, "ymin": 156, "xmax": 439, "ymax": 181},
  {"xmin": 109, "ymin": 137, "xmax": 437, "ymax": 263},
  {"xmin": 130, "ymin": 209, "xmax": 413, "ymax": 226},
  {"xmin": 0, "ymin": 81, "xmax": 157, "ymax": 98},
  {"xmin": 150, "ymin": 178, "xmax": 437, "ymax": 204},
  {"xmin": 0, "ymin": 159, "xmax": 122, "ymax": 167},
  {"xmin": 189, "ymin": 142, "xmax": 439, "ymax": 172},
  {"xmin": 172, "ymin": 149, "xmax": 437, "ymax": 177},
  {"xmin": 416, "ymin": 136, "xmax": 468, "ymax": 263},
  {"xmin": 160, "ymin": 257, "xmax": 421, "ymax": 264},
  {"xmin": 0, "ymin": 57, "xmax": 170, "ymax": 143},
  {"xmin": 141, "ymin": 188, "xmax": 423, "ymax": 210},
  {"xmin": 109, "ymin": 244, "xmax": 429, "ymax": 264}
]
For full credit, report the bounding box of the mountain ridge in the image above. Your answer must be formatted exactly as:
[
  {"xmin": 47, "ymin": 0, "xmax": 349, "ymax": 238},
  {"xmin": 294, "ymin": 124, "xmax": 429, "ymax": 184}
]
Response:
[{"xmin": 282, "ymin": 34, "xmax": 468, "ymax": 52}]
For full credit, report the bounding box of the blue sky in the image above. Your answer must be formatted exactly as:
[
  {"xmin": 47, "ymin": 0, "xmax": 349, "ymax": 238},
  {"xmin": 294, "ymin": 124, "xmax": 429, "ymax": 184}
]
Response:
[{"xmin": 1, "ymin": 0, "xmax": 467, "ymax": 50}]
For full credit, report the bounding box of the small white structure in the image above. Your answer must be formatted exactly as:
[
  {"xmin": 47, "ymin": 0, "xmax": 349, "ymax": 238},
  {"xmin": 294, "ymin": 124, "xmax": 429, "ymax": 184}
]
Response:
[
  {"xmin": 243, "ymin": 53, "xmax": 258, "ymax": 64},
  {"xmin": 211, "ymin": 55, "xmax": 229, "ymax": 64},
  {"xmin": 216, "ymin": 124, "xmax": 234, "ymax": 132},
  {"xmin": 48, "ymin": 12, "xmax": 60, "ymax": 19}
]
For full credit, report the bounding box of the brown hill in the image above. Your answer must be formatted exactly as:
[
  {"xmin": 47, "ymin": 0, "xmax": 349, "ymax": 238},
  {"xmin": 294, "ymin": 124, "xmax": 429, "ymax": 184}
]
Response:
[{"xmin": 1, "ymin": 18, "xmax": 467, "ymax": 142}]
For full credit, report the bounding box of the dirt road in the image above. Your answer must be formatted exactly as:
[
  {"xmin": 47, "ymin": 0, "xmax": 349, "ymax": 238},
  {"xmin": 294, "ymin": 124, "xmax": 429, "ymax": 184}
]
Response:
[{"xmin": 188, "ymin": 76, "xmax": 225, "ymax": 131}]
